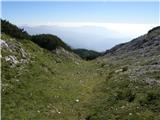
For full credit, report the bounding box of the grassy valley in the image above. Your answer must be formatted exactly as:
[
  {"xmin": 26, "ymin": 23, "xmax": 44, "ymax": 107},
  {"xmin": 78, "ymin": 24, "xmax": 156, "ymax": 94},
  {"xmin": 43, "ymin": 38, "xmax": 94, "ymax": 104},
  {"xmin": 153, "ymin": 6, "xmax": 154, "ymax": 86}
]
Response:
[
  {"xmin": 1, "ymin": 34, "xmax": 106, "ymax": 120},
  {"xmin": 1, "ymin": 20, "xmax": 160, "ymax": 120}
]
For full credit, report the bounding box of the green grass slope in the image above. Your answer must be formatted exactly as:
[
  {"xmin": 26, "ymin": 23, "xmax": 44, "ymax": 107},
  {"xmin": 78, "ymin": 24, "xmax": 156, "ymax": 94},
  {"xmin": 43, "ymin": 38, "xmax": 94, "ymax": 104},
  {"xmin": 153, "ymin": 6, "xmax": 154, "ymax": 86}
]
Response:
[
  {"xmin": 1, "ymin": 34, "xmax": 106, "ymax": 120},
  {"xmin": 1, "ymin": 26, "xmax": 160, "ymax": 120}
]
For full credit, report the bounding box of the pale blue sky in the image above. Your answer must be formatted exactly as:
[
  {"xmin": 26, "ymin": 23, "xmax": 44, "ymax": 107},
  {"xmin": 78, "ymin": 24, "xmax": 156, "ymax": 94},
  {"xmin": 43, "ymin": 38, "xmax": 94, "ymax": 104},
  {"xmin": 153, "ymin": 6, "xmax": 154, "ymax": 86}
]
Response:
[
  {"xmin": 2, "ymin": 1, "xmax": 159, "ymax": 25},
  {"xmin": 1, "ymin": 1, "xmax": 159, "ymax": 51}
]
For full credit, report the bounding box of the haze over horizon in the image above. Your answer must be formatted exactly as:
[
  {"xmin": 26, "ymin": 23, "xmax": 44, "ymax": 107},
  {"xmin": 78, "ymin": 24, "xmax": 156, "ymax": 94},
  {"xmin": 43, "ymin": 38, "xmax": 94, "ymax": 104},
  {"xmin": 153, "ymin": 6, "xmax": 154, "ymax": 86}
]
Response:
[{"xmin": 2, "ymin": 1, "xmax": 159, "ymax": 51}]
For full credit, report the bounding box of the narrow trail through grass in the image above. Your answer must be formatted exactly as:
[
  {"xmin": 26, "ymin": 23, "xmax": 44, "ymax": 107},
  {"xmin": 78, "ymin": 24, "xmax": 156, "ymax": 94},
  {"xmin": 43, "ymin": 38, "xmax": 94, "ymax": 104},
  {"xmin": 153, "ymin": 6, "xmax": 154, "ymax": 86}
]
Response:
[{"xmin": 46, "ymin": 61, "xmax": 106, "ymax": 120}]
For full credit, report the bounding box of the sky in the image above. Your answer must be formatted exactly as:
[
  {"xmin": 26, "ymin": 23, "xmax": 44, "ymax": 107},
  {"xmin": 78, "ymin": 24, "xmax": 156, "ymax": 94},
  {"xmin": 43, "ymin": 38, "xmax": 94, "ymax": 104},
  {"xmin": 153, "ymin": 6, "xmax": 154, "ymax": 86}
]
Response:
[{"xmin": 1, "ymin": 1, "xmax": 160, "ymax": 51}]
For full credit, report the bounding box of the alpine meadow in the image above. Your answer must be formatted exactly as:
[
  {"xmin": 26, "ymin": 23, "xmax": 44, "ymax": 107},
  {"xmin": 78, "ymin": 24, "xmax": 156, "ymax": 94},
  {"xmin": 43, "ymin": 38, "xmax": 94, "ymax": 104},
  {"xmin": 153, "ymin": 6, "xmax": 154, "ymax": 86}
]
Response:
[{"xmin": 1, "ymin": 1, "xmax": 160, "ymax": 120}]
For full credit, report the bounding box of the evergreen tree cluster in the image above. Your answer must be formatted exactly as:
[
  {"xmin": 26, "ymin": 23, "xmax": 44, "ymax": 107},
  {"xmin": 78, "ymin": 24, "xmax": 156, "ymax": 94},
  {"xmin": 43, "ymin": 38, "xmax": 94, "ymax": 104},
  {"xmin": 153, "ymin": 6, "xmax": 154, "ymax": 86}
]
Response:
[
  {"xmin": 1, "ymin": 19, "xmax": 71, "ymax": 51},
  {"xmin": 31, "ymin": 34, "xmax": 72, "ymax": 51},
  {"xmin": 1, "ymin": 19, "xmax": 31, "ymax": 39}
]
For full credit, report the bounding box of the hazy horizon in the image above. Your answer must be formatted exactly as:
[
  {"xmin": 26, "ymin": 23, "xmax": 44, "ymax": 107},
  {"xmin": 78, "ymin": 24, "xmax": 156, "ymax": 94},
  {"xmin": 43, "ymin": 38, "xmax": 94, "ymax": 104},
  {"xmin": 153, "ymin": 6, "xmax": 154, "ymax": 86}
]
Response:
[
  {"xmin": 20, "ymin": 23, "xmax": 157, "ymax": 52},
  {"xmin": 2, "ymin": 1, "xmax": 159, "ymax": 51}
]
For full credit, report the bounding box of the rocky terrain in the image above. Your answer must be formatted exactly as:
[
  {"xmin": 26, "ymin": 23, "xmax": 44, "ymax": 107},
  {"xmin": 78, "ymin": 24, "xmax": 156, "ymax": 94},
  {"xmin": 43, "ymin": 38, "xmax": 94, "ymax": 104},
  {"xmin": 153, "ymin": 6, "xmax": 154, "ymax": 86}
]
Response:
[
  {"xmin": 88, "ymin": 26, "xmax": 160, "ymax": 119},
  {"xmin": 1, "ymin": 23, "xmax": 160, "ymax": 120}
]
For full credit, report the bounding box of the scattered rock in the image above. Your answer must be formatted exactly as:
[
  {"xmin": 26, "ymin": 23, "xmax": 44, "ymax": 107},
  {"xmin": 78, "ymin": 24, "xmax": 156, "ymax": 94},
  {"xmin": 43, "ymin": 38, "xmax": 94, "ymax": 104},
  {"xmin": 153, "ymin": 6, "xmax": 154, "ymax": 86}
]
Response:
[
  {"xmin": 115, "ymin": 69, "xmax": 123, "ymax": 73},
  {"xmin": 20, "ymin": 48, "xmax": 27, "ymax": 58},
  {"xmin": 52, "ymin": 106, "xmax": 61, "ymax": 114},
  {"xmin": 37, "ymin": 110, "xmax": 40, "ymax": 113},
  {"xmin": 145, "ymin": 78, "xmax": 160, "ymax": 86},
  {"xmin": 121, "ymin": 106, "xmax": 125, "ymax": 109},
  {"xmin": 5, "ymin": 55, "xmax": 19, "ymax": 65},
  {"xmin": 58, "ymin": 111, "xmax": 61, "ymax": 114},
  {"xmin": 20, "ymin": 59, "xmax": 28, "ymax": 64},
  {"xmin": 0, "ymin": 39, "xmax": 8, "ymax": 48},
  {"xmin": 75, "ymin": 61, "xmax": 79, "ymax": 65},
  {"xmin": 75, "ymin": 99, "xmax": 80, "ymax": 103},
  {"xmin": 15, "ymin": 79, "xmax": 19, "ymax": 82}
]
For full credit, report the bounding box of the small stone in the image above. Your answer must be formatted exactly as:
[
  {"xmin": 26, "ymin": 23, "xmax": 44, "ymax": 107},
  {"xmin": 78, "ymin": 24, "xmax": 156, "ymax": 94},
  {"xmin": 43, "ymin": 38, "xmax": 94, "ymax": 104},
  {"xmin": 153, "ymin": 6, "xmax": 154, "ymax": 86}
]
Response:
[
  {"xmin": 5, "ymin": 56, "xmax": 10, "ymax": 61},
  {"xmin": 121, "ymin": 106, "xmax": 125, "ymax": 109},
  {"xmin": 135, "ymin": 86, "xmax": 139, "ymax": 89},
  {"xmin": 5, "ymin": 55, "xmax": 19, "ymax": 64},
  {"xmin": 58, "ymin": 111, "xmax": 61, "ymax": 114},
  {"xmin": 115, "ymin": 69, "xmax": 123, "ymax": 73},
  {"xmin": 129, "ymin": 113, "xmax": 132, "ymax": 115},
  {"xmin": 75, "ymin": 99, "xmax": 79, "ymax": 102},
  {"xmin": 20, "ymin": 48, "xmax": 27, "ymax": 58},
  {"xmin": 15, "ymin": 79, "xmax": 19, "ymax": 82},
  {"xmin": 0, "ymin": 39, "xmax": 8, "ymax": 48},
  {"xmin": 75, "ymin": 61, "xmax": 79, "ymax": 65}
]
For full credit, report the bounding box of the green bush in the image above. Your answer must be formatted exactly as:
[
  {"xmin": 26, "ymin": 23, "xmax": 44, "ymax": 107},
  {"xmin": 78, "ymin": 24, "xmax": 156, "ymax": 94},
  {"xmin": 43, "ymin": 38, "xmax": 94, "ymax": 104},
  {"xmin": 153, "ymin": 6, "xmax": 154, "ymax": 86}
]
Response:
[
  {"xmin": 1, "ymin": 19, "xmax": 30, "ymax": 39},
  {"xmin": 31, "ymin": 34, "xmax": 72, "ymax": 51}
]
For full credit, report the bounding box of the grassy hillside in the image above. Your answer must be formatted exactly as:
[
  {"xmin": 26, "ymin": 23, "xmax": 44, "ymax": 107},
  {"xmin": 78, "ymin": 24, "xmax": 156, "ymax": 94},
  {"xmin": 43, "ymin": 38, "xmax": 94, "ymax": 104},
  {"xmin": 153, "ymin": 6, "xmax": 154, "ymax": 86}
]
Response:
[
  {"xmin": 1, "ymin": 25, "xmax": 160, "ymax": 120},
  {"xmin": 1, "ymin": 34, "xmax": 106, "ymax": 120}
]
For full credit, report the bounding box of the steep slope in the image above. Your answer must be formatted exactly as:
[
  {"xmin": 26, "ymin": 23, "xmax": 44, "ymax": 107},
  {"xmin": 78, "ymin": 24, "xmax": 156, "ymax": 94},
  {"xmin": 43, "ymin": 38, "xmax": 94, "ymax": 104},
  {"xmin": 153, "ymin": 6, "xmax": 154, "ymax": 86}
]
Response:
[
  {"xmin": 105, "ymin": 26, "xmax": 160, "ymax": 55},
  {"xmin": 1, "ymin": 34, "xmax": 105, "ymax": 120},
  {"xmin": 84, "ymin": 27, "xmax": 160, "ymax": 119}
]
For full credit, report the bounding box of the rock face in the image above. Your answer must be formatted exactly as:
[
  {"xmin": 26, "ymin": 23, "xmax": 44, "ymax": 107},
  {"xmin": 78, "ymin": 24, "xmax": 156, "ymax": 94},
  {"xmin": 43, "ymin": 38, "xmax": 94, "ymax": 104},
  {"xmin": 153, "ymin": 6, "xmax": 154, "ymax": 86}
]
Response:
[
  {"xmin": 98, "ymin": 26, "xmax": 160, "ymax": 86},
  {"xmin": 0, "ymin": 39, "xmax": 9, "ymax": 48},
  {"xmin": 105, "ymin": 26, "xmax": 160, "ymax": 56},
  {"xmin": 100, "ymin": 26, "xmax": 160, "ymax": 85},
  {"xmin": 1, "ymin": 37, "xmax": 29, "ymax": 67},
  {"xmin": 4, "ymin": 55, "xmax": 19, "ymax": 65}
]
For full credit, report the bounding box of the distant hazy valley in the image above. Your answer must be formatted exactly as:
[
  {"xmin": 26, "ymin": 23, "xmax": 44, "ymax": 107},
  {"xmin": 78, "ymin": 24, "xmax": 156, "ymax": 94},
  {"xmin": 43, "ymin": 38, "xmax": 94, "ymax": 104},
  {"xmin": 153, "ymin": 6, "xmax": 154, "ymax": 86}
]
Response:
[{"xmin": 21, "ymin": 23, "xmax": 156, "ymax": 52}]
